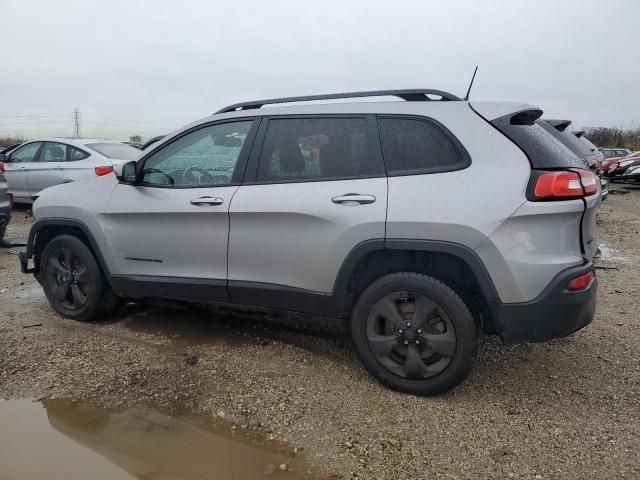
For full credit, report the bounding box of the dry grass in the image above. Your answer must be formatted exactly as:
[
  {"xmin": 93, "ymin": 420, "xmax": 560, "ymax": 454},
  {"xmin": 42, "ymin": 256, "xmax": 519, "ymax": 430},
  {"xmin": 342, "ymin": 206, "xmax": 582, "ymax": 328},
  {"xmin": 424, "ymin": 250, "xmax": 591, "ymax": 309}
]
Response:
[{"xmin": 0, "ymin": 136, "xmax": 26, "ymax": 149}]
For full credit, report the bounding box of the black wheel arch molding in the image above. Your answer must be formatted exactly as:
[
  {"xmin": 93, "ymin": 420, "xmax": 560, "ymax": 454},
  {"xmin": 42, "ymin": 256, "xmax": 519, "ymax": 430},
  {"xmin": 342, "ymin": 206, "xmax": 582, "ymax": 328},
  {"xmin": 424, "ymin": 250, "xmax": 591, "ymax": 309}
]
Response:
[
  {"xmin": 20, "ymin": 218, "xmax": 113, "ymax": 282},
  {"xmin": 22, "ymin": 224, "xmax": 500, "ymax": 324}
]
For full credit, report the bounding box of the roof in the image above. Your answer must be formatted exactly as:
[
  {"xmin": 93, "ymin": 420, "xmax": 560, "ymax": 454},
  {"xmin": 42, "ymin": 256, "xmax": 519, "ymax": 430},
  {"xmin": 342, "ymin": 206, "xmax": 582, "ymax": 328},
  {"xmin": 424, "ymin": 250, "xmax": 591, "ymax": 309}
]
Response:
[{"xmin": 18, "ymin": 137, "xmax": 125, "ymax": 147}]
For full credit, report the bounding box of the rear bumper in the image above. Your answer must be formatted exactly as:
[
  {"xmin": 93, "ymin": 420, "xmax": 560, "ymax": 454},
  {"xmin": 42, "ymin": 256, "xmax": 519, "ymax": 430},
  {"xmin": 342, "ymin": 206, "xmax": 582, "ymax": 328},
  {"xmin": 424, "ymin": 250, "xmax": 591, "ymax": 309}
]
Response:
[{"xmin": 489, "ymin": 263, "xmax": 597, "ymax": 343}]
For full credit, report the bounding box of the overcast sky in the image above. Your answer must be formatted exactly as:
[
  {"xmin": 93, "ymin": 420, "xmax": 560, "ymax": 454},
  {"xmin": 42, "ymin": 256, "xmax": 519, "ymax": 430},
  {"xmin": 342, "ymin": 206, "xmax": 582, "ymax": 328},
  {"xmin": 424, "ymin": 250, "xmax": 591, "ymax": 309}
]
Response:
[{"xmin": 1, "ymin": 0, "xmax": 639, "ymax": 140}]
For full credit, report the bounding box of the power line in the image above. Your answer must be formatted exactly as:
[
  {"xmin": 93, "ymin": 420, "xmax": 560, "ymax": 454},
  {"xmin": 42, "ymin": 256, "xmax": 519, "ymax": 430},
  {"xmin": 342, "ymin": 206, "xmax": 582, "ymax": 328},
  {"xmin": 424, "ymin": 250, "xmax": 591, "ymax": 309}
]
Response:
[
  {"xmin": 0, "ymin": 121, "xmax": 71, "ymax": 126},
  {"xmin": 83, "ymin": 117, "xmax": 175, "ymax": 128},
  {"xmin": 0, "ymin": 114, "xmax": 69, "ymax": 118},
  {"xmin": 82, "ymin": 123, "xmax": 169, "ymax": 133},
  {"xmin": 0, "ymin": 128, "xmax": 71, "ymax": 133}
]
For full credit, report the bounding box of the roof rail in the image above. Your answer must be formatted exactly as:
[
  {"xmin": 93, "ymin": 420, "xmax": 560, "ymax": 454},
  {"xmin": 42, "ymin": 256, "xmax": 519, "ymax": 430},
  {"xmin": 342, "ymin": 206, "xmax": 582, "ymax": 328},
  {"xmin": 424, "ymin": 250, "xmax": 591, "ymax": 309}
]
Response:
[{"xmin": 215, "ymin": 89, "xmax": 462, "ymax": 114}]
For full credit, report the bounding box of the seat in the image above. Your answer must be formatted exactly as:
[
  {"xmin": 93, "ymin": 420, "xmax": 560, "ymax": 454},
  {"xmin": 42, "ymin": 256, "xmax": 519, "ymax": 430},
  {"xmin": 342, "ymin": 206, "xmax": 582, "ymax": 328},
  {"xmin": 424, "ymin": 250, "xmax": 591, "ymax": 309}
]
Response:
[
  {"xmin": 46, "ymin": 146, "xmax": 65, "ymax": 161},
  {"xmin": 278, "ymin": 137, "xmax": 305, "ymax": 176}
]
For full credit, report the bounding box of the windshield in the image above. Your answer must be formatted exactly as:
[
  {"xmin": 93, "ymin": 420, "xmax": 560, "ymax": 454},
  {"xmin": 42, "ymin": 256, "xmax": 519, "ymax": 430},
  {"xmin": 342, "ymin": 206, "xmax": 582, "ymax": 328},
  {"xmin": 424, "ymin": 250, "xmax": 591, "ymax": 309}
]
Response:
[{"xmin": 86, "ymin": 143, "xmax": 141, "ymax": 160}]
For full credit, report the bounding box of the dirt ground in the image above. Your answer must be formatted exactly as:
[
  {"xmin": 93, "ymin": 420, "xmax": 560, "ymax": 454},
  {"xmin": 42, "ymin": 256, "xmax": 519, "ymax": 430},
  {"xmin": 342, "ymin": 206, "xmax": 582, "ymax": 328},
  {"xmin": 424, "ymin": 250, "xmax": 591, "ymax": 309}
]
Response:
[{"xmin": 1, "ymin": 186, "xmax": 639, "ymax": 479}]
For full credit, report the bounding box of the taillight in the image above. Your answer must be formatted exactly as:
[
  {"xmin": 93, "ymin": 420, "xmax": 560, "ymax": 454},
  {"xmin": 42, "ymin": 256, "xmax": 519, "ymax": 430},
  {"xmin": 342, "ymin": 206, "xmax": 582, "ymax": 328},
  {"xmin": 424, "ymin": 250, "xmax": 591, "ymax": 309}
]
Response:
[
  {"xmin": 0, "ymin": 162, "xmax": 4, "ymax": 173},
  {"xmin": 577, "ymin": 169, "xmax": 598, "ymax": 195},
  {"xmin": 529, "ymin": 169, "xmax": 598, "ymax": 201},
  {"xmin": 567, "ymin": 271, "xmax": 595, "ymax": 291},
  {"xmin": 94, "ymin": 166, "xmax": 114, "ymax": 176}
]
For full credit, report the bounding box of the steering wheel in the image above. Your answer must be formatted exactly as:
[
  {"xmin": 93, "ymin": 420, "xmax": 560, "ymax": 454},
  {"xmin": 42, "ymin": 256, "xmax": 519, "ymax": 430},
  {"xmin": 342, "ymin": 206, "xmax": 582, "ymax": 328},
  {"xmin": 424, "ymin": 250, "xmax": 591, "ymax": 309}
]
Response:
[
  {"xmin": 143, "ymin": 168, "xmax": 175, "ymax": 185},
  {"xmin": 183, "ymin": 166, "xmax": 213, "ymax": 185}
]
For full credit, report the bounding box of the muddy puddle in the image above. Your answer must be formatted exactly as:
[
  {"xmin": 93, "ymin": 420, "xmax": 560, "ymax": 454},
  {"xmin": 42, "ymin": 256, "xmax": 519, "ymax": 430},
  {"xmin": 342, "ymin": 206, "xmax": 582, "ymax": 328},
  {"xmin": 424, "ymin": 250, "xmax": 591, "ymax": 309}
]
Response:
[{"xmin": 0, "ymin": 398, "xmax": 312, "ymax": 480}]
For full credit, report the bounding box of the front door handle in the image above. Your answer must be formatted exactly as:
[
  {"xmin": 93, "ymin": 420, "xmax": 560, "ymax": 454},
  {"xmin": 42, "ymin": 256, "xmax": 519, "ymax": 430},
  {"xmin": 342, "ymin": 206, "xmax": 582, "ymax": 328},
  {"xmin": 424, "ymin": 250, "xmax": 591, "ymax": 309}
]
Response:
[
  {"xmin": 190, "ymin": 196, "xmax": 224, "ymax": 206},
  {"xmin": 331, "ymin": 193, "xmax": 376, "ymax": 206}
]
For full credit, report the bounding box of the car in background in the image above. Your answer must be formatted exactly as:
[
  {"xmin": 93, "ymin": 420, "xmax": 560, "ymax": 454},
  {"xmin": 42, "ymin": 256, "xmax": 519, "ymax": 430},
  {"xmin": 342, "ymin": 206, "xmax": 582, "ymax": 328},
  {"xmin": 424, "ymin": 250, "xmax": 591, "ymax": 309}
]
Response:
[
  {"xmin": 600, "ymin": 147, "xmax": 632, "ymax": 158},
  {"xmin": 600, "ymin": 156, "xmax": 624, "ymax": 175},
  {"xmin": 140, "ymin": 135, "xmax": 166, "ymax": 151},
  {"xmin": 620, "ymin": 164, "xmax": 640, "ymax": 184},
  {"xmin": 0, "ymin": 143, "xmax": 23, "ymax": 157},
  {"xmin": 0, "ymin": 138, "xmax": 141, "ymax": 203},
  {"xmin": 540, "ymin": 120, "xmax": 603, "ymax": 170},
  {"xmin": 0, "ymin": 160, "xmax": 11, "ymax": 244},
  {"xmin": 608, "ymin": 156, "xmax": 640, "ymax": 182},
  {"xmin": 539, "ymin": 119, "xmax": 607, "ymax": 198},
  {"xmin": 601, "ymin": 151, "xmax": 640, "ymax": 176},
  {"xmin": 573, "ymin": 131, "xmax": 603, "ymax": 159}
]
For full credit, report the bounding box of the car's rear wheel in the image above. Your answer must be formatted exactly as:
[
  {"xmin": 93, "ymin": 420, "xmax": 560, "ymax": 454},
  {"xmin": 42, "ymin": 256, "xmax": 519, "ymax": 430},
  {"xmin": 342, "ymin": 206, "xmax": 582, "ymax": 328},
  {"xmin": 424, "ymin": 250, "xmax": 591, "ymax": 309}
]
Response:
[
  {"xmin": 40, "ymin": 234, "xmax": 113, "ymax": 321},
  {"xmin": 350, "ymin": 272, "xmax": 479, "ymax": 395}
]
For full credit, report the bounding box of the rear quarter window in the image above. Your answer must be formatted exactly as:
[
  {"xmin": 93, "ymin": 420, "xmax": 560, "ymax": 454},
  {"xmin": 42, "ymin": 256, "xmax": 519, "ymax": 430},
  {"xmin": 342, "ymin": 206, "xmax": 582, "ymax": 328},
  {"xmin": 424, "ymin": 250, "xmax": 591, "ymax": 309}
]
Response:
[
  {"xmin": 378, "ymin": 117, "xmax": 470, "ymax": 175},
  {"xmin": 69, "ymin": 146, "xmax": 90, "ymax": 161},
  {"xmin": 491, "ymin": 116, "xmax": 585, "ymax": 169}
]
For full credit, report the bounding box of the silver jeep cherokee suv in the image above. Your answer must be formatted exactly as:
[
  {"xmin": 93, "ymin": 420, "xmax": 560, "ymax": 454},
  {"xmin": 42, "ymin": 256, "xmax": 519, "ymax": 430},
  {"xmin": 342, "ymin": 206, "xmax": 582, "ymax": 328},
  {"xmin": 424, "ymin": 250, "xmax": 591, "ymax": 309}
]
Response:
[{"xmin": 20, "ymin": 89, "xmax": 601, "ymax": 395}]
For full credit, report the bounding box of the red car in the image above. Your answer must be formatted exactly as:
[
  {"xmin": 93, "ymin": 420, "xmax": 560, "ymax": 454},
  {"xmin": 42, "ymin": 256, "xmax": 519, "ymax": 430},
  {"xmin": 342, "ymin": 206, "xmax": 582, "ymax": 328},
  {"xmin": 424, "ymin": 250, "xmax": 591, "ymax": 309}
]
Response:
[
  {"xmin": 601, "ymin": 152, "xmax": 640, "ymax": 176},
  {"xmin": 600, "ymin": 156, "xmax": 625, "ymax": 175}
]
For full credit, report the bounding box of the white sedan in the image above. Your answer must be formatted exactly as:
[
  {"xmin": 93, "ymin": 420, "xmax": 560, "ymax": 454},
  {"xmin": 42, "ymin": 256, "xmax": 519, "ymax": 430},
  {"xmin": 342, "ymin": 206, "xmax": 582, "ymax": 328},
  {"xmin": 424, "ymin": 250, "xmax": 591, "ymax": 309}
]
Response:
[{"xmin": 0, "ymin": 138, "xmax": 141, "ymax": 203}]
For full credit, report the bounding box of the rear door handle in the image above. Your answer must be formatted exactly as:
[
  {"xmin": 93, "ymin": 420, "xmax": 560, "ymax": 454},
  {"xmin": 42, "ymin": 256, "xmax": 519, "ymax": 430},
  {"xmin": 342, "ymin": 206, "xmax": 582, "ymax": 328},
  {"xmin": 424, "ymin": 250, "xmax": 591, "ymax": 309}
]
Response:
[
  {"xmin": 190, "ymin": 196, "xmax": 224, "ymax": 206},
  {"xmin": 331, "ymin": 193, "xmax": 376, "ymax": 206}
]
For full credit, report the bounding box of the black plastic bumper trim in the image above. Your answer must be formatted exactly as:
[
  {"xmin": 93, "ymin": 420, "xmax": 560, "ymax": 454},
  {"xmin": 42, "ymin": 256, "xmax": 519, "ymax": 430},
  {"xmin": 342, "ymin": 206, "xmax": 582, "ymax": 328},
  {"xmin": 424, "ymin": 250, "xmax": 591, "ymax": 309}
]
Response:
[{"xmin": 488, "ymin": 262, "xmax": 597, "ymax": 343}]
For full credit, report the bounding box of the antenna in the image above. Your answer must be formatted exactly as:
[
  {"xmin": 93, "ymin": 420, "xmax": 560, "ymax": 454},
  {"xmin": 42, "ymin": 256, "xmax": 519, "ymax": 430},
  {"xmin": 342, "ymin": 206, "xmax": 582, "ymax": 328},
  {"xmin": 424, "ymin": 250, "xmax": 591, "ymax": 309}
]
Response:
[{"xmin": 463, "ymin": 66, "xmax": 478, "ymax": 101}]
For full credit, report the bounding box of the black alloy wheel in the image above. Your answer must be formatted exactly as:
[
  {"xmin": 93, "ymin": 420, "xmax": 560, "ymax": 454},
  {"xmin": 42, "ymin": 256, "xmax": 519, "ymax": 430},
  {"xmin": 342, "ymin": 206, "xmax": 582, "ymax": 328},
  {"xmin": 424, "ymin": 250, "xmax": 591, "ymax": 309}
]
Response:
[
  {"xmin": 45, "ymin": 246, "xmax": 90, "ymax": 311},
  {"xmin": 365, "ymin": 291, "xmax": 456, "ymax": 380},
  {"xmin": 351, "ymin": 272, "xmax": 479, "ymax": 395}
]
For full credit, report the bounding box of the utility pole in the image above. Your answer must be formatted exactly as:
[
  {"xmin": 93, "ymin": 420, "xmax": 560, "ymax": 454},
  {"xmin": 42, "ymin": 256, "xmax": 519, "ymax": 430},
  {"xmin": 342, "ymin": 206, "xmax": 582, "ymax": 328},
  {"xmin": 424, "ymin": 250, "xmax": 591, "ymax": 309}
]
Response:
[{"xmin": 72, "ymin": 108, "xmax": 81, "ymax": 137}]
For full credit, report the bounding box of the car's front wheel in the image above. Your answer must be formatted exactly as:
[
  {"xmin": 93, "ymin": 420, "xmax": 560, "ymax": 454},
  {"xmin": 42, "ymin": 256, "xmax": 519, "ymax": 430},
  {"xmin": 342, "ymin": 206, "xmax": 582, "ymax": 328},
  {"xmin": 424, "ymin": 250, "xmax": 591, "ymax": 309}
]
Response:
[
  {"xmin": 40, "ymin": 234, "xmax": 113, "ymax": 321},
  {"xmin": 350, "ymin": 272, "xmax": 479, "ymax": 395}
]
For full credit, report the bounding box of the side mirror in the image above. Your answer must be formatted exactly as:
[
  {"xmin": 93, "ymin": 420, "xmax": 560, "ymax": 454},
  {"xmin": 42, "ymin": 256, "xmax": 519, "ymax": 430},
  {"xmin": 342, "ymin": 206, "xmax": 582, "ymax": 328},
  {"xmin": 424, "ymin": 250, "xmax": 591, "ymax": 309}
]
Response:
[{"xmin": 120, "ymin": 161, "xmax": 138, "ymax": 184}]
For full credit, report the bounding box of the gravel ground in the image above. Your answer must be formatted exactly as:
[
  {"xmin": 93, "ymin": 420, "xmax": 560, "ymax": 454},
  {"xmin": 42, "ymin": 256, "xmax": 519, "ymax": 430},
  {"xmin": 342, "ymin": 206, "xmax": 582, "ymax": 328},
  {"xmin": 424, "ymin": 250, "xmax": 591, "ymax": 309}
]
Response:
[{"xmin": 1, "ymin": 187, "xmax": 639, "ymax": 479}]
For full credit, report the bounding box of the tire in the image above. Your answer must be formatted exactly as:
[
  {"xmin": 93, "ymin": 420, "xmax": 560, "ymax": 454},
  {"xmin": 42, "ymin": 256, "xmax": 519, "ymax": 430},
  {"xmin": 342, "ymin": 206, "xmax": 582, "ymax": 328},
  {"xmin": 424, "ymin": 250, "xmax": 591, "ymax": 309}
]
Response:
[
  {"xmin": 40, "ymin": 234, "xmax": 115, "ymax": 321},
  {"xmin": 0, "ymin": 225, "xmax": 8, "ymax": 248},
  {"xmin": 350, "ymin": 272, "xmax": 479, "ymax": 395}
]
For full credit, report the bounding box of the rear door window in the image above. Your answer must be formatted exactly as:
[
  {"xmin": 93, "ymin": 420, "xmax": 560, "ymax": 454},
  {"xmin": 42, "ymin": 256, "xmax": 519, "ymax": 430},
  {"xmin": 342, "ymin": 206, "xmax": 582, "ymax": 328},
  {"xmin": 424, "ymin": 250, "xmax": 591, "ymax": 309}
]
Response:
[
  {"xmin": 378, "ymin": 117, "xmax": 470, "ymax": 175},
  {"xmin": 491, "ymin": 115, "xmax": 585, "ymax": 169},
  {"xmin": 40, "ymin": 142, "xmax": 68, "ymax": 162},
  {"xmin": 256, "ymin": 117, "xmax": 384, "ymax": 182}
]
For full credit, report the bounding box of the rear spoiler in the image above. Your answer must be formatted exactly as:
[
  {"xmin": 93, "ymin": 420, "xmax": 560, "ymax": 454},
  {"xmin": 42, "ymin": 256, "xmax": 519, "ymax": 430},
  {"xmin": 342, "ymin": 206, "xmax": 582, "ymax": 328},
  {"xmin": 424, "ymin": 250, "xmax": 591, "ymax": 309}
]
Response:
[
  {"xmin": 470, "ymin": 101, "xmax": 542, "ymax": 124},
  {"xmin": 543, "ymin": 119, "xmax": 572, "ymax": 132}
]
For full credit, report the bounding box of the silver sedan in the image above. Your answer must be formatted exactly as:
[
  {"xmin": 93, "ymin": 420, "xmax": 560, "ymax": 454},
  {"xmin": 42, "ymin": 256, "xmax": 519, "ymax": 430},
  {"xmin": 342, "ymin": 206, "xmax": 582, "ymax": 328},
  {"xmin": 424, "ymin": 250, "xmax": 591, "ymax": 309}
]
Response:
[{"xmin": 0, "ymin": 138, "xmax": 141, "ymax": 203}]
